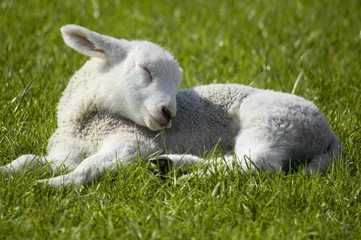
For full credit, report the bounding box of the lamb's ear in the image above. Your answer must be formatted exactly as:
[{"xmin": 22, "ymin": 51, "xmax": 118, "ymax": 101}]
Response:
[{"xmin": 60, "ymin": 24, "xmax": 131, "ymax": 62}]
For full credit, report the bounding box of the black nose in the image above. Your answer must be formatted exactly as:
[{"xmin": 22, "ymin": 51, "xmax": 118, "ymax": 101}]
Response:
[{"xmin": 162, "ymin": 106, "xmax": 172, "ymax": 121}]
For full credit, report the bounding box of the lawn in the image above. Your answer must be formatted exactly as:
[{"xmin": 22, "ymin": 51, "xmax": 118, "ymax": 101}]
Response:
[{"xmin": 1, "ymin": 0, "xmax": 361, "ymax": 239}]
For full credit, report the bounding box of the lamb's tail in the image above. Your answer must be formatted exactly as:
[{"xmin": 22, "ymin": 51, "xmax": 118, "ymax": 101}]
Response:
[{"xmin": 306, "ymin": 132, "xmax": 341, "ymax": 174}]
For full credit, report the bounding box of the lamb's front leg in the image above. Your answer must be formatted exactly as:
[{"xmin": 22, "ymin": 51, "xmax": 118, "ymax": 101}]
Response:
[
  {"xmin": 37, "ymin": 133, "xmax": 157, "ymax": 188},
  {"xmin": 37, "ymin": 151, "xmax": 122, "ymax": 187},
  {"xmin": 0, "ymin": 154, "xmax": 44, "ymax": 178}
]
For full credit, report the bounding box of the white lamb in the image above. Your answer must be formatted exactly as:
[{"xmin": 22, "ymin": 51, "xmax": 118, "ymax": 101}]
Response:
[{"xmin": 1, "ymin": 25, "xmax": 341, "ymax": 188}]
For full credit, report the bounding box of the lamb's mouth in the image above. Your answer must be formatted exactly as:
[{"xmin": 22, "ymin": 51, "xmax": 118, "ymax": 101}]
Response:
[{"xmin": 147, "ymin": 110, "xmax": 170, "ymax": 129}]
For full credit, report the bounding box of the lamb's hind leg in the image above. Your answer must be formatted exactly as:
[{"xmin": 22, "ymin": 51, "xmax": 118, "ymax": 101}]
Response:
[
  {"xmin": 149, "ymin": 154, "xmax": 233, "ymax": 182},
  {"xmin": 152, "ymin": 130, "xmax": 287, "ymax": 177},
  {"xmin": 233, "ymin": 127, "xmax": 287, "ymax": 173},
  {"xmin": 149, "ymin": 154, "xmax": 204, "ymax": 175},
  {"xmin": 148, "ymin": 125, "xmax": 288, "ymax": 179}
]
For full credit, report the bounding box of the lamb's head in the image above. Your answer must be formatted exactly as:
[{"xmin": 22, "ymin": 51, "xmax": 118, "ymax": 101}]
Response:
[{"xmin": 61, "ymin": 24, "xmax": 183, "ymax": 131}]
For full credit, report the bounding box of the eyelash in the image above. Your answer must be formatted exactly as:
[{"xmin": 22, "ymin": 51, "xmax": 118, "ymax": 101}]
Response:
[{"xmin": 139, "ymin": 65, "xmax": 153, "ymax": 80}]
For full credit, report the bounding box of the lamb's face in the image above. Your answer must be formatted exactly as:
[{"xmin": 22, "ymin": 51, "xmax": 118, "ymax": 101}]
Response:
[
  {"xmin": 101, "ymin": 41, "xmax": 183, "ymax": 131},
  {"xmin": 60, "ymin": 25, "xmax": 183, "ymax": 131}
]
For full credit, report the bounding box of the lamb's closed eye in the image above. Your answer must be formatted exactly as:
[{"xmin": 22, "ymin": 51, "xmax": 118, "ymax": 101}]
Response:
[{"xmin": 139, "ymin": 65, "xmax": 153, "ymax": 80}]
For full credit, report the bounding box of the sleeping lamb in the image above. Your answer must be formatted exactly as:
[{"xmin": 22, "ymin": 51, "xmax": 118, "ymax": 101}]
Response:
[{"xmin": 1, "ymin": 25, "xmax": 341, "ymax": 187}]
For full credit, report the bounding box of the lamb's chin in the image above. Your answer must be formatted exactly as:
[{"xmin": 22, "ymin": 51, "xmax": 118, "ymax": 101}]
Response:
[
  {"xmin": 143, "ymin": 118, "xmax": 166, "ymax": 131},
  {"xmin": 147, "ymin": 123, "xmax": 165, "ymax": 132}
]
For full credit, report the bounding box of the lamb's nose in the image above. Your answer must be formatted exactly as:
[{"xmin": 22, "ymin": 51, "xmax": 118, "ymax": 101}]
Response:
[{"xmin": 162, "ymin": 106, "xmax": 172, "ymax": 122}]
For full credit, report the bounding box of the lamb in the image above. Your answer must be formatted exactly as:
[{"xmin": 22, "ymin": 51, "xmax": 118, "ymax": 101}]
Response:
[{"xmin": 1, "ymin": 25, "xmax": 341, "ymax": 188}]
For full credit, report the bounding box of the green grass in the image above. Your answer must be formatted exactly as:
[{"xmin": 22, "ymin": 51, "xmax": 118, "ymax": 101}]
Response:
[{"xmin": 1, "ymin": 0, "xmax": 361, "ymax": 239}]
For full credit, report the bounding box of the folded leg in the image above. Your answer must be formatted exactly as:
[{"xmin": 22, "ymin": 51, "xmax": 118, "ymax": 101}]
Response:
[
  {"xmin": 233, "ymin": 127, "xmax": 286, "ymax": 173},
  {"xmin": 37, "ymin": 133, "xmax": 158, "ymax": 188},
  {"xmin": 0, "ymin": 154, "xmax": 48, "ymax": 178}
]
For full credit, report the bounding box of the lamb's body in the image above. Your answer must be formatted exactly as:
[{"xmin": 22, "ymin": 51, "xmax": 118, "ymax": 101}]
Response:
[
  {"xmin": 74, "ymin": 83, "xmax": 334, "ymax": 158},
  {"xmin": 1, "ymin": 25, "xmax": 340, "ymax": 187},
  {"xmin": 49, "ymin": 60, "xmax": 336, "ymax": 175}
]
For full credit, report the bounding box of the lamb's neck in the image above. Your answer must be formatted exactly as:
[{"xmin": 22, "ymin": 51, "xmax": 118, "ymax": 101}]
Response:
[
  {"xmin": 57, "ymin": 59, "xmax": 105, "ymax": 128},
  {"xmin": 94, "ymin": 83, "xmax": 127, "ymax": 117}
]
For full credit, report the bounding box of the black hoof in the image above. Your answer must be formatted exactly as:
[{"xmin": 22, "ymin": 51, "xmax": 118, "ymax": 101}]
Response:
[{"xmin": 149, "ymin": 156, "xmax": 173, "ymax": 175}]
